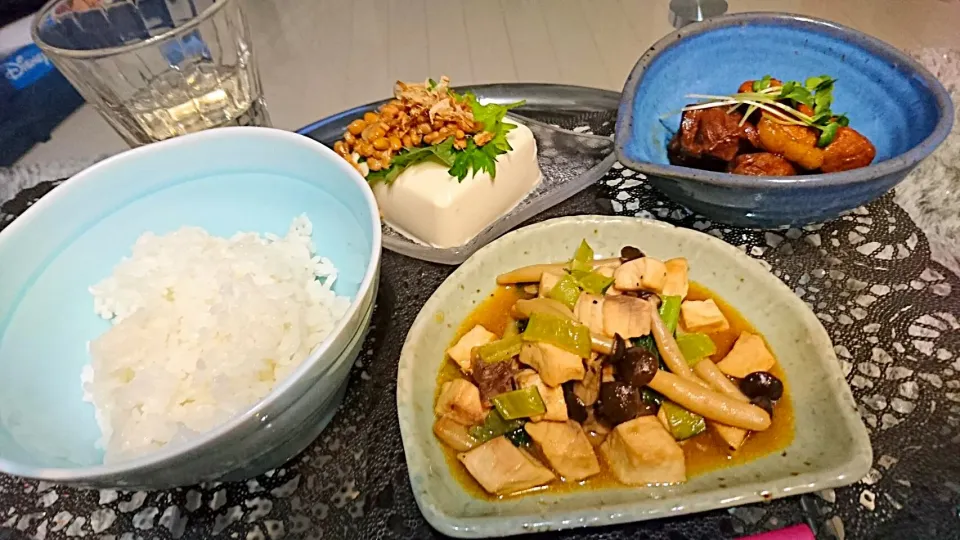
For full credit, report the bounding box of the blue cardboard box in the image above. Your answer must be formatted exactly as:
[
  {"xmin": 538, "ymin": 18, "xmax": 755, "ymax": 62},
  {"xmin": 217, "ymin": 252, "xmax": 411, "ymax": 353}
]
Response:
[{"xmin": 1, "ymin": 43, "xmax": 85, "ymax": 166}]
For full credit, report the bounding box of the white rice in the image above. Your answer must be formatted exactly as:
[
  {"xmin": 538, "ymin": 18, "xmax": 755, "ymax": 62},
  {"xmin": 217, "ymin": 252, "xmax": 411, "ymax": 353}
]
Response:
[{"xmin": 83, "ymin": 216, "xmax": 351, "ymax": 463}]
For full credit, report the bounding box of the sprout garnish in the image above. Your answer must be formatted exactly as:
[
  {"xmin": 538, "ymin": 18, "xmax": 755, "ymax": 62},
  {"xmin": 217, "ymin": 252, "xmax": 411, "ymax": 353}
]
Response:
[{"xmin": 675, "ymin": 74, "xmax": 850, "ymax": 148}]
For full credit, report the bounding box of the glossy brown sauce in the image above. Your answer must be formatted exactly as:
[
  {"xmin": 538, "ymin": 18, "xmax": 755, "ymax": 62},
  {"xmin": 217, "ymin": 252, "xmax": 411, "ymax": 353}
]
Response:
[{"xmin": 435, "ymin": 283, "xmax": 795, "ymax": 501}]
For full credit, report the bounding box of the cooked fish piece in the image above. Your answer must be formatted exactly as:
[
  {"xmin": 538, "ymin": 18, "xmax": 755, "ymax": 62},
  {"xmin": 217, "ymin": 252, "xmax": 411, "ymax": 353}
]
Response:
[
  {"xmin": 525, "ymin": 421, "xmax": 601, "ymax": 481},
  {"xmin": 519, "ymin": 342, "xmax": 585, "ymax": 387},
  {"xmin": 458, "ymin": 436, "xmax": 555, "ymax": 495},
  {"xmin": 614, "ymin": 257, "xmax": 667, "ymax": 292},
  {"xmin": 516, "ymin": 369, "xmax": 568, "ymax": 422},
  {"xmin": 574, "ymin": 293, "xmax": 606, "ymax": 335},
  {"xmin": 602, "ymin": 295, "xmax": 652, "ymax": 339},
  {"xmin": 434, "ymin": 378, "xmax": 485, "ymax": 425}
]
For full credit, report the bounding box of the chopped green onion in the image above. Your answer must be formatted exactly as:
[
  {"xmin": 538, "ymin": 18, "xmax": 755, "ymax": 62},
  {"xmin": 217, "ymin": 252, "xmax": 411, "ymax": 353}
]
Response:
[
  {"xmin": 660, "ymin": 401, "xmax": 707, "ymax": 441},
  {"xmin": 492, "ymin": 387, "xmax": 547, "ymax": 420},
  {"xmin": 659, "ymin": 295, "xmax": 682, "ymax": 335},
  {"xmin": 573, "ymin": 270, "xmax": 614, "ymax": 295},
  {"xmin": 468, "ymin": 409, "xmax": 524, "ymax": 443},
  {"xmin": 675, "ymin": 333, "xmax": 717, "ymax": 366},
  {"xmin": 475, "ymin": 335, "xmax": 523, "ymax": 364},
  {"xmin": 569, "ymin": 239, "xmax": 594, "ymax": 274},
  {"xmin": 546, "ymin": 273, "xmax": 582, "ymax": 310},
  {"xmin": 522, "ymin": 311, "xmax": 592, "ymax": 358}
]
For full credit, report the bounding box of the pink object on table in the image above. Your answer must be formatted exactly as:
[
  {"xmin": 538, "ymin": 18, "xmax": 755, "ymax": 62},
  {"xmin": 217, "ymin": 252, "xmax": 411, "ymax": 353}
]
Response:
[{"xmin": 737, "ymin": 524, "xmax": 815, "ymax": 540}]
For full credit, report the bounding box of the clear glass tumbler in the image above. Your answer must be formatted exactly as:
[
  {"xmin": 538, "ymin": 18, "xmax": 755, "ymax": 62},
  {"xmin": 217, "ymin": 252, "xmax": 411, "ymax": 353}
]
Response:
[{"xmin": 32, "ymin": 0, "xmax": 270, "ymax": 146}]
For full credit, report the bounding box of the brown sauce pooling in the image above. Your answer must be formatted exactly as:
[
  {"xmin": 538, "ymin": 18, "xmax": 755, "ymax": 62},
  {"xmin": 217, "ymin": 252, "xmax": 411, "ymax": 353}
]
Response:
[{"xmin": 436, "ymin": 284, "xmax": 795, "ymax": 501}]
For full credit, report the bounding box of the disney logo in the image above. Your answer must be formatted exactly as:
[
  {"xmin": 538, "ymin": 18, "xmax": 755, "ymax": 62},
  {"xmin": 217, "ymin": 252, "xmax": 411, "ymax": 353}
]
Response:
[{"xmin": 3, "ymin": 52, "xmax": 52, "ymax": 81}]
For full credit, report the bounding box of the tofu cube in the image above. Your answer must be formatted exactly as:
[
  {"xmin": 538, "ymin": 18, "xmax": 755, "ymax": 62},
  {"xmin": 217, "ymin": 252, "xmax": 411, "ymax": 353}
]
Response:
[
  {"xmin": 446, "ymin": 325, "xmax": 497, "ymax": 373},
  {"xmin": 599, "ymin": 416, "xmax": 686, "ymax": 485},
  {"xmin": 458, "ymin": 436, "xmax": 555, "ymax": 495},
  {"xmin": 538, "ymin": 270, "xmax": 565, "ymax": 298},
  {"xmin": 525, "ymin": 421, "xmax": 601, "ymax": 481},
  {"xmin": 661, "ymin": 258, "xmax": 689, "ymax": 299},
  {"xmin": 516, "ymin": 369, "xmax": 568, "ymax": 422},
  {"xmin": 614, "ymin": 257, "xmax": 667, "ymax": 292},
  {"xmin": 680, "ymin": 299, "xmax": 730, "ymax": 334},
  {"xmin": 716, "ymin": 332, "xmax": 776, "ymax": 378},
  {"xmin": 519, "ymin": 342, "xmax": 585, "ymax": 387}
]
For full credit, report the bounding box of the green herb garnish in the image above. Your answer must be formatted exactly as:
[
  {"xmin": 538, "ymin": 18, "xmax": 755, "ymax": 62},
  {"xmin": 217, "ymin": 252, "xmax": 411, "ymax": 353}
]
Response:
[
  {"xmin": 751, "ymin": 74, "xmax": 772, "ymax": 92},
  {"xmin": 365, "ymin": 90, "xmax": 525, "ymax": 185},
  {"xmin": 677, "ymin": 74, "xmax": 849, "ymax": 147}
]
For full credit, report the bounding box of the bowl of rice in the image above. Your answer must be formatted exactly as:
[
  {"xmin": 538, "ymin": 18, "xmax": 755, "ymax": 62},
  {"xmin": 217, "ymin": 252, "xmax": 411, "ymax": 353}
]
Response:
[{"xmin": 0, "ymin": 127, "xmax": 381, "ymax": 489}]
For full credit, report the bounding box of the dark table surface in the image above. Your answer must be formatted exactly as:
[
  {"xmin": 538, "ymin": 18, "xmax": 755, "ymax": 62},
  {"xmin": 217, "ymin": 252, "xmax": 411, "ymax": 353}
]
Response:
[{"xmin": 0, "ymin": 98, "xmax": 959, "ymax": 540}]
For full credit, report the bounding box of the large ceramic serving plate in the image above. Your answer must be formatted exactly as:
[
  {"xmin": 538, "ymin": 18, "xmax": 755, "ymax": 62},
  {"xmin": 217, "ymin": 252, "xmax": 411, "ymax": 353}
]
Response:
[{"xmin": 396, "ymin": 216, "xmax": 871, "ymax": 537}]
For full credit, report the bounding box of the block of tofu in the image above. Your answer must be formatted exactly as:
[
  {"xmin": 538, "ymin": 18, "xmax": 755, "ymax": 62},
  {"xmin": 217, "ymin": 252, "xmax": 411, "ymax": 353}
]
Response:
[
  {"xmin": 614, "ymin": 257, "xmax": 667, "ymax": 292},
  {"xmin": 372, "ymin": 122, "xmax": 542, "ymax": 248},
  {"xmin": 525, "ymin": 421, "xmax": 601, "ymax": 481},
  {"xmin": 516, "ymin": 369, "xmax": 568, "ymax": 422},
  {"xmin": 602, "ymin": 295, "xmax": 652, "ymax": 338},
  {"xmin": 662, "ymin": 258, "xmax": 689, "ymax": 299},
  {"xmin": 434, "ymin": 379, "xmax": 485, "ymax": 425},
  {"xmin": 519, "ymin": 342, "xmax": 585, "ymax": 387},
  {"xmin": 574, "ymin": 293, "xmax": 605, "ymax": 335},
  {"xmin": 680, "ymin": 299, "xmax": 730, "ymax": 334},
  {"xmin": 657, "ymin": 406, "xmax": 748, "ymax": 453},
  {"xmin": 599, "ymin": 416, "xmax": 686, "ymax": 485},
  {"xmin": 538, "ymin": 270, "xmax": 564, "ymax": 298},
  {"xmin": 446, "ymin": 325, "xmax": 497, "ymax": 373},
  {"xmin": 716, "ymin": 332, "xmax": 776, "ymax": 378},
  {"xmin": 458, "ymin": 436, "xmax": 555, "ymax": 495}
]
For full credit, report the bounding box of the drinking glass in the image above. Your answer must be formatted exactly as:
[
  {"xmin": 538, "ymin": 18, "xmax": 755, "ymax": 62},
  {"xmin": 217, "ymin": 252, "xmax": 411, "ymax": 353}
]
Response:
[{"xmin": 31, "ymin": 0, "xmax": 270, "ymax": 146}]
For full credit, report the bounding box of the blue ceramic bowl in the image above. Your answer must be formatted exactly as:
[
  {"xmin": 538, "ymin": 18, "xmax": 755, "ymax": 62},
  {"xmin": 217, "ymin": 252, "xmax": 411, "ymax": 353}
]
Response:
[
  {"xmin": 0, "ymin": 127, "xmax": 381, "ymax": 488},
  {"xmin": 615, "ymin": 12, "xmax": 954, "ymax": 228}
]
